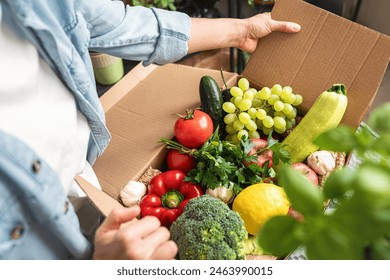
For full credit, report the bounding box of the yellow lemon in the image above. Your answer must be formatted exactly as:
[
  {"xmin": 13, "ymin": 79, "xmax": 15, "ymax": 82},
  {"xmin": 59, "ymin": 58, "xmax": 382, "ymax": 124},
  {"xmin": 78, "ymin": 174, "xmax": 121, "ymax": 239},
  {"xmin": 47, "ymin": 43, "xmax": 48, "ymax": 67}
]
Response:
[{"xmin": 232, "ymin": 183, "xmax": 290, "ymax": 235}]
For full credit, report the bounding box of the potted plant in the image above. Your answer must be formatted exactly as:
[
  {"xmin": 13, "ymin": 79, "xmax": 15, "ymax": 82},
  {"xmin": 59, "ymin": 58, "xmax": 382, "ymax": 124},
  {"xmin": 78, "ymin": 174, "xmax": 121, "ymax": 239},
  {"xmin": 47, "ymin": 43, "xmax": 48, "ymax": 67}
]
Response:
[
  {"xmin": 131, "ymin": 0, "xmax": 177, "ymax": 10},
  {"xmin": 258, "ymin": 102, "xmax": 390, "ymax": 260}
]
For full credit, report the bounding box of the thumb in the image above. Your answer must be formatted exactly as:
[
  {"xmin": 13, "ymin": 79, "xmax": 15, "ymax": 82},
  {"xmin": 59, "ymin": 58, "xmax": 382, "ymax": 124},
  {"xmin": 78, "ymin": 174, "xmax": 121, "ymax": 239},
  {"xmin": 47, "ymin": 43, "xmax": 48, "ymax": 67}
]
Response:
[
  {"xmin": 269, "ymin": 20, "xmax": 301, "ymax": 33},
  {"xmin": 97, "ymin": 206, "xmax": 141, "ymax": 235}
]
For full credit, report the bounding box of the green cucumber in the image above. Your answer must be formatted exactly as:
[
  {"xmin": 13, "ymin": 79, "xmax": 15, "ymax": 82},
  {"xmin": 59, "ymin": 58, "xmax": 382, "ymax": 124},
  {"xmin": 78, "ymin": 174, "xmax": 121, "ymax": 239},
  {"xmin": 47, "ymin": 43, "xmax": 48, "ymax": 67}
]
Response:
[{"xmin": 199, "ymin": 75, "xmax": 224, "ymax": 133}]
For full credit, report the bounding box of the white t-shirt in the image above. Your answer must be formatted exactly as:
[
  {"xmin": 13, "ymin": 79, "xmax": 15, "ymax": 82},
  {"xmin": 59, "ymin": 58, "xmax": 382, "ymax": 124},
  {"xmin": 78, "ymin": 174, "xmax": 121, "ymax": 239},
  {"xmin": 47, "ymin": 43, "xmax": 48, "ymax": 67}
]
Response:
[{"xmin": 0, "ymin": 10, "xmax": 101, "ymax": 210}]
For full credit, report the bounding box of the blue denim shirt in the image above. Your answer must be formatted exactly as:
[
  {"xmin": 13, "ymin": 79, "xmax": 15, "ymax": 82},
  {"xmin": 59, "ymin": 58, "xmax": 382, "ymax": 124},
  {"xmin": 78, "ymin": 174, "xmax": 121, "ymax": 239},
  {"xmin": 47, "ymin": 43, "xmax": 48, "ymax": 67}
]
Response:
[{"xmin": 0, "ymin": 0, "xmax": 190, "ymax": 259}]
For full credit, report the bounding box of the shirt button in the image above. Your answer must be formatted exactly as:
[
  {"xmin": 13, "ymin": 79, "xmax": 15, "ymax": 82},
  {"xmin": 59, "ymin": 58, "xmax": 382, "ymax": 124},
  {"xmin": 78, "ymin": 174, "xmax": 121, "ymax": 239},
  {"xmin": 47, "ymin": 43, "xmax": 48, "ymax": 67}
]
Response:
[
  {"xmin": 31, "ymin": 160, "xmax": 42, "ymax": 173},
  {"xmin": 11, "ymin": 225, "xmax": 24, "ymax": 240},
  {"xmin": 64, "ymin": 201, "xmax": 69, "ymax": 214}
]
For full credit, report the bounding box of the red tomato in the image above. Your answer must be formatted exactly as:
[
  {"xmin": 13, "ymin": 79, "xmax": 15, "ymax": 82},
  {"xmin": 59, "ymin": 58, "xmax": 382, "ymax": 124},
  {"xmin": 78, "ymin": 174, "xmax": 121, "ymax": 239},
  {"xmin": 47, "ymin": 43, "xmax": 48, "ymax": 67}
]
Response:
[
  {"xmin": 166, "ymin": 149, "xmax": 196, "ymax": 174},
  {"xmin": 174, "ymin": 110, "xmax": 213, "ymax": 148}
]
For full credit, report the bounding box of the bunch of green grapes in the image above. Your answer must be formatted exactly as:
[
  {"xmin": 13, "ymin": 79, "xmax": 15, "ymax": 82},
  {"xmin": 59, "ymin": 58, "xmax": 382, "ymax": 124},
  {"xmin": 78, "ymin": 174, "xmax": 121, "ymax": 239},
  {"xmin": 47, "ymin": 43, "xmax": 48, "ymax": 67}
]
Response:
[{"xmin": 222, "ymin": 77, "xmax": 303, "ymax": 143}]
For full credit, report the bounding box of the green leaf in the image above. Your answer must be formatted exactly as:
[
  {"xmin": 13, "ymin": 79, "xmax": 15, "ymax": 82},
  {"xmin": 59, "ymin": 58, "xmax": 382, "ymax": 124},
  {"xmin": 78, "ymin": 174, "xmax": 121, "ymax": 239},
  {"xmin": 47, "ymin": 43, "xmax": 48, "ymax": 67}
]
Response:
[
  {"xmin": 313, "ymin": 125, "xmax": 358, "ymax": 153},
  {"xmin": 235, "ymin": 168, "xmax": 246, "ymax": 184},
  {"xmin": 370, "ymin": 236, "xmax": 390, "ymax": 260},
  {"xmin": 186, "ymin": 168, "xmax": 204, "ymax": 184},
  {"xmin": 351, "ymin": 124, "xmax": 379, "ymax": 160},
  {"xmin": 202, "ymin": 168, "xmax": 221, "ymax": 189},
  {"xmin": 367, "ymin": 102, "xmax": 390, "ymax": 135},
  {"xmin": 305, "ymin": 221, "xmax": 364, "ymax": 260},
  {"xmin": 355, "ymin": 162, "xmax": 390, "ymax": 195},
  {"xmin": 246, "ymin": 162, "xmax": 262, "ymax": 173},
  {"xmin": 322, "ymin": 167, "xmax": 357, "ymax": 200},
  {"xmin": 257, "ymin": 215, "xmax": 301, "ymax": 257},
  {"xmin": 278, "ymin": 164, "xmax": 324, "ymax": 216},
  {"xmin": 267, "ymin": 132, "xmax": 291, "ymax": 165},
  {"xmin": 333, "ymin": 199, "xmax": 390, "ymax": 242},
  {"xmin": 243, "ymin": 164, "xmax": 263, "ymax": 185},
  {"xmin": 267, "ymin": 132, "xmax": 278, "ymax": 147},
  {"xmin": 371, "ymin": 134, "xmax": 390, "ymax": 157},
  {"xmin": 269, "ymin": 143, "xmax": 291, "ymax": 165},
  {"xmin": 330, "ymin": 164, "xmax": 390, "ymax": 241},
  {"xmin": 241, "ymin": 138, "xmax": 255, "ymax": 154}
]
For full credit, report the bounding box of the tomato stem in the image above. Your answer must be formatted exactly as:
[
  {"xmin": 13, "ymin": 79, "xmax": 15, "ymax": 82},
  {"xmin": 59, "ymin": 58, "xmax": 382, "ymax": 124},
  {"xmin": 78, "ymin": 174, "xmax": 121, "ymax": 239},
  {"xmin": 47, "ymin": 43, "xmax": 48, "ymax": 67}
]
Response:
[{"xmin": 174, "ymin": 109, "xmax": 196, "ymax": 120}]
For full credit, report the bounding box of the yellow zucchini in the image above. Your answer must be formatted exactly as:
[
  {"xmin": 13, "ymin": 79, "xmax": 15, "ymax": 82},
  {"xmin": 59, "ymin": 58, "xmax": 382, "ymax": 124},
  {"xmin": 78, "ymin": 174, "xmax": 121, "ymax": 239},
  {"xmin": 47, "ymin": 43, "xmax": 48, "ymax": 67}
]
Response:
[{"xmin": 282, "ymin": 84, "xmax": 348, "ymax": 163}]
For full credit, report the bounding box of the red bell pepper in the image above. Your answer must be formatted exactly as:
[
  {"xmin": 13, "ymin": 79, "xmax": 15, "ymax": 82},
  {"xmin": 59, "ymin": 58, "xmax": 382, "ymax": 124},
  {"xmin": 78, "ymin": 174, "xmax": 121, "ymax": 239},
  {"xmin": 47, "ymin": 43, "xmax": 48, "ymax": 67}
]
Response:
[{"xmin": 139, "ymin": 170, "xmax": 203, "ymax": 228}]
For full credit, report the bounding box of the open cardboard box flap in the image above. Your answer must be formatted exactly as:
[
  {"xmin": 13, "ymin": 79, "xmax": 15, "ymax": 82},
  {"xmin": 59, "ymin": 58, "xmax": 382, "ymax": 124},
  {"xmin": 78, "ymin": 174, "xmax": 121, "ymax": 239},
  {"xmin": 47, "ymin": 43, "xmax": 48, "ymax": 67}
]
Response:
[
  {"xmin": 79, "ymin": 0, "xmax": 390, "ymax": 216},
  {"xmin": 245, "ymin": 0, "xmax": 390, "ymax": 128},
  {"xmin": 81, "ymin": 64, "xmax": 236, "ymax": 215}
]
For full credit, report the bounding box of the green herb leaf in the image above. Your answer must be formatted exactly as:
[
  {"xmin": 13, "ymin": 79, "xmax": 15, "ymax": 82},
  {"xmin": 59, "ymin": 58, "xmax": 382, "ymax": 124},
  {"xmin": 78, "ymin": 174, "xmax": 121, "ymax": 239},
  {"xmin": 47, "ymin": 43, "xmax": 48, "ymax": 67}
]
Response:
[
  {"xmin": 368, "ymin": 103, "xmax": 390, "ymax": 135},
  {"xmin": 176, "ymin": 129, "xmax": 266, "ymax": 194},
  {"xmin": 201, "ymin": 169, "xmax": 221, "ymax": 189},
  {"xmin": 278, "ymin": 164, "xmax": 324, "ymax": 216},
  {"xmin": 266, "ymin": 132, "xmax": 291, "ymax": 165},
  {"xmin": 269, "ymin": 143, "xmax": 291, "ymax": 165},
  {"xmin": 322, "ymin": 167, "xmax": 357, "ymax": 200},
  {"xmin": 258, "ymin": 215, "xmax": 301, "ymax": 257},
  {"xmin": 313, "ymin": 125, "xmax": 358, "ymax": 152},
  {"xmin": 370, "ymin": 236, "xmax": 390, "ymax": 260},
  {"xmin": 241, "ymin": 138, "xmax": 255, "ymax": 154},
  {"xmin": 369, "ymin": 135, "xmax": 390, "ymax": 166},
  {"xmin": 305, "ymin": 220, "xmax": 364, "ymax": 260},
  {"xmin": 329, "ymin": 163, "xmax": 390, "ymax": 241}
]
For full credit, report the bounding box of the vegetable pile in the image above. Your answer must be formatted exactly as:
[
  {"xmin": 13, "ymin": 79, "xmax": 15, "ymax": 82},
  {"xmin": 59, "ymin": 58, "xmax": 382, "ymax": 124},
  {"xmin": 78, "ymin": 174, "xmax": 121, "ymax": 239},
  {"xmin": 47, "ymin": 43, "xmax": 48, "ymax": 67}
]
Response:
[
  {"xmin": 160, "ymin": 129, "xmax": 289, "ymax": 195},
  {"xmin": 119, "ymin": 74, "xmax": 358, "ymax": 260}
]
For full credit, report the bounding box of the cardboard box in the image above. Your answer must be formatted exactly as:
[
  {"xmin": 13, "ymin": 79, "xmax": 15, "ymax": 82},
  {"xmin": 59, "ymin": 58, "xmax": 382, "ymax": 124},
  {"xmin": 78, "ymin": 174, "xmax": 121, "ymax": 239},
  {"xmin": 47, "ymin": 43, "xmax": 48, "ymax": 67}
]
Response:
[{"xmin": 77, "ymin": 0, "xmax": 390, "ymax": 216}]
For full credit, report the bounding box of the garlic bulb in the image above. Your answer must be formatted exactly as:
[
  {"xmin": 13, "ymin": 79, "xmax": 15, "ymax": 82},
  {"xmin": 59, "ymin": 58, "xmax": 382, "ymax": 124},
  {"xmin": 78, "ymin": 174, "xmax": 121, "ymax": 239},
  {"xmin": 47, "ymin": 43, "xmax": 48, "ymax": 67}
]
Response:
[
  {"xmin": 307, "ymin": 150, "xmax": 336, "ymax": 175},
  {"xmin": 120, "ymin": 181, "xmax": 147, "ymax": 207},
  {"xmin": 206, "ymin": 186, "xmax": 235, "ymax": 204}
]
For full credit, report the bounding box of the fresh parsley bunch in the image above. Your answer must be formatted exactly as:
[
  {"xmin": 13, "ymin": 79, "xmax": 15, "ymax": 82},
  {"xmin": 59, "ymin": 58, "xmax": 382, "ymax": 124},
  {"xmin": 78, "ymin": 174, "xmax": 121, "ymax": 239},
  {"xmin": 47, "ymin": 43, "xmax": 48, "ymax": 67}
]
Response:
[{"xmin": 160, "ymin": 128, "xmax": 289, "ymax": 194}]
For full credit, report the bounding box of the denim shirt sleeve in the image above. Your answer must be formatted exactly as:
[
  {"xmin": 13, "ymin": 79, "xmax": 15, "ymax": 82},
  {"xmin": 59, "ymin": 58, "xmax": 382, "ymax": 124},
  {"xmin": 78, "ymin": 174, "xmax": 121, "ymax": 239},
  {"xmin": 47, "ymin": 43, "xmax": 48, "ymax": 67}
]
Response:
[{"xmin": 81, "ymin": 0, "xmax": 191, "ymax": 66}]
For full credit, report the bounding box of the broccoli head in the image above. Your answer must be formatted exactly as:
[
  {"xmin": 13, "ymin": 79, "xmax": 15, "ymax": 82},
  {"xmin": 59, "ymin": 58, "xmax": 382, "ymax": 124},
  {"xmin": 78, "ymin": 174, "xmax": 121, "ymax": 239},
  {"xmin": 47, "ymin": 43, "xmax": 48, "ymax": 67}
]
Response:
[{"xmin": 170, "ymin": 194, "xmax": 248, "ymax": 260}]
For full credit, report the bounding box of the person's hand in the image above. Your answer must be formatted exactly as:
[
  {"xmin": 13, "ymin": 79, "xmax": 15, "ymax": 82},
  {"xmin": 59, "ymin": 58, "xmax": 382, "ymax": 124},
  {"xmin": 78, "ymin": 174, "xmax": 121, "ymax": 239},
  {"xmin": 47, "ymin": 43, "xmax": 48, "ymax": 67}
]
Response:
[
  {"xmin": 188, "ymin": 13, "xmax": 300, "ymax": 54},
  {"xmin": 92, "ymin": 206, "xmax": 178, "ymax": 260},
  {"xmin": 237, "ymin": 12, "xmax": 301, "ymax": 53}
]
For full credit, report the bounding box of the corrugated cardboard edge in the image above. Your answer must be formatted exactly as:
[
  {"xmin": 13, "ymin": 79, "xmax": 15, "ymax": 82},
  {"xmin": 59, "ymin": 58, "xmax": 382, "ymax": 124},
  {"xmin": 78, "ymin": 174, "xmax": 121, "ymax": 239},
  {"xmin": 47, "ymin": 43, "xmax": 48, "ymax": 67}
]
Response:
[
  {"xmin": 100, "ymin": 63, "xmax": 158, "ymax": 112},
  {"xmin": 93, "ymin": 64, "xmax": 236, "ymax": 202},
  {"xmin": 244, "ymin": 0, "xmax": 390, "ymax": 128},
  {"xmin": 77, "ymin": 63, "xmax": 158, "ymax": 216},
  {"xmin": 75, "ymin": 175, "xmax": 124, "ymax": 216}
]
